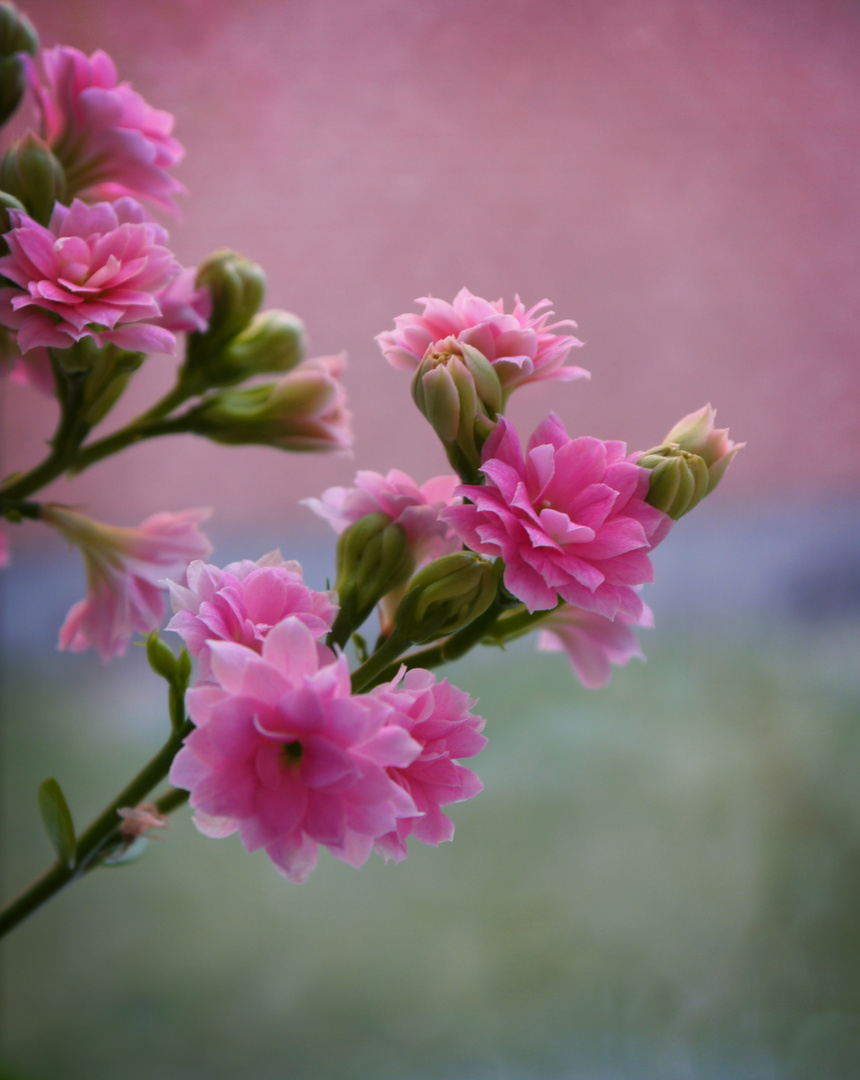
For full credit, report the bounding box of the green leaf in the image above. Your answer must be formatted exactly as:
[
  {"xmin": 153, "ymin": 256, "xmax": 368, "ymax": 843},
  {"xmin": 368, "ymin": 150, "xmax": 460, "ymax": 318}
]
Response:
[{"xmin": 37, "ymin": 778, "xmax": 76, "ymax": 868}]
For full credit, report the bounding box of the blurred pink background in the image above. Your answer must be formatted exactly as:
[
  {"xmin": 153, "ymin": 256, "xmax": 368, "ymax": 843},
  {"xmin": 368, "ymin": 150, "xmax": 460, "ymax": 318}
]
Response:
[{"xmin": 2, "ymin": 0, "xmax": 859, "ymax": 536}]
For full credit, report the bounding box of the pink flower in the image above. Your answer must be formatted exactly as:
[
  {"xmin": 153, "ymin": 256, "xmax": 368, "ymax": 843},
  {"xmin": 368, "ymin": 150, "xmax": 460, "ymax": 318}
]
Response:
[
  {"xmin": 166, "ymin": 550, "xmax": 337, "ymax": 681},
  {"xmin": 371, "ymin": 668, "xmax": 486, "ymax": 862},
  {"xmin": 0, "ymin": 526, "xmax": 9, "ymax": 569},
  {"xmin": 376, "ymin": 287, "xmax": 588, "ymax": 395},
  {"xmin": 42, "ymin": 505, "xmax": 212, "ymax": 661},
  {"xmin": 26, "ymin": 46, "xmax": 184, "ymax": 211},
  {"xmin": 441, "ymin": 415, "xmax": 671, "ymax": 619},
  {"xmin": 153, "ymin": 267, "xmax": 211, "ymax": 335},
  {"xmin": 304, "ymin": 469, "xmax": 461, "ymax": 566},
  {"xmin": 537, "ymin": 603, "xmax": 653, "ymax": 689},
  {"xmin": 169, "ymin": 617, "xmax": 423, "ymax": 883},
  {"xmin": 0, "ymin": 198, "xmax": 183, "ymax": 354},
  {"xmin": 0, "ymin": 340, "xmax": 54, "ymax": 394}
]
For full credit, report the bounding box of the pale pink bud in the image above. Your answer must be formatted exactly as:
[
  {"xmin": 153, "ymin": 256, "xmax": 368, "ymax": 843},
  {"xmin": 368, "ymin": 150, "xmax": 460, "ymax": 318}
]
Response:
[
  {"xmin": 117, "ymin": 803, "xmax": 169, "ymax": 838},
  {"xmin": 663, "ymin": 404, "xmax": 743, "ymax": 492}
]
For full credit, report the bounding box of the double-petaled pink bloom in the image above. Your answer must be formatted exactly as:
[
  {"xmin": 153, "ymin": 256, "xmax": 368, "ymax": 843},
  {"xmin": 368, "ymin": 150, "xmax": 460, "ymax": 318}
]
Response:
[
  {"xmin": 0, "ymin": 198, "xmax": 187, "ymax": 354},
  {"xmin": 304, "ymin": 468, "xmax": 461, "ymax": 566},
  {"xmin": 167, "ymin": 551, "xmax": 338, "ymax": 681},
  {"xmin": 442, "ymin": 414, "xmax": 671, "ymax": 619},
  {"xmin": 26, "ymin": 45, "xmax": 184, "ymax": 211},
  {"xmin": 42, "ymin": 505, "xmax": 212, "ymax": 661},
  {"xmin": 169, "ymin": 617, "xmax": 486, "ymax": 882},
  {"xmin": 376, "ymin": 287, "xmax": 588, "ymax": 395}
]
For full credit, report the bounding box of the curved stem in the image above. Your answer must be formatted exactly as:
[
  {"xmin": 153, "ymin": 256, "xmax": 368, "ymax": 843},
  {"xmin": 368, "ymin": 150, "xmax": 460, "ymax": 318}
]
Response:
[
  {"xmin": 0, "ymin": 720, "xmax": 192, "ymax": 941},
  {"xmin": 67, "ymin": 415, "xmax": 190, "ymax": 475}
]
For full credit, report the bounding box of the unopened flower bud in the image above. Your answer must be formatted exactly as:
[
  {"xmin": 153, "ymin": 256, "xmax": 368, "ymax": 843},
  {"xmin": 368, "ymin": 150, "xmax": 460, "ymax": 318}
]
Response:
[
  {"xmin": 0, "ymin": 188, "xmax": 24, "ymax": 252},
  {"xmin": 203, "ymin": 309, "xmax": 305, "ymax": 386},
  {"xmin": 412, "ymin": 341, "xmax": 502, "ymax": 483},
  {"xmin": 0, "ymin": 3, "xmax": 38, "ymax": 127},
  {"xmin": 80, "ymin": 347, "xmax": 146, "ymax": 427},
  {"xmin": 638, "ymin": 443, "xmax": 710, "ymax": 520},
  {"xmin": 663, "ymin": 404, "xmax": 743, "ymax": 492},
  {"xmin": 394, "ymin": 551, "xmax": 498, "ymax": 644},
  {"xmin": 185, "ymin": 355, "xmax": 351, "ymax": 453},
  {"xmin": 0, "ymin": 133, "xmax": 66, "ymax": 225},
  {"xmin": 193, "ymin": 249, "xmax": 265, "ymax": 347},
  {"xmin": 329, "ymin": 511, "xmax": 413, "ymax": 644}
]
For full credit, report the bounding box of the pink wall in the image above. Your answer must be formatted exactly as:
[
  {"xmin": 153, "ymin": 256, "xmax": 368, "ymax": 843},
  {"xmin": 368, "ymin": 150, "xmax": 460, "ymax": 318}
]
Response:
[{"xmin": 3, "ymin": 0, "xmax": 859, "ymax": 533}]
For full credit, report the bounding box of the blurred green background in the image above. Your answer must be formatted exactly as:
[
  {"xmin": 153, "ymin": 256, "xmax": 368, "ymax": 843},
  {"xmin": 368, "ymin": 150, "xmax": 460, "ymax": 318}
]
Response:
[{"xmin": 3, "ymin": 505, "xmax": 860, "ymax": 1079}]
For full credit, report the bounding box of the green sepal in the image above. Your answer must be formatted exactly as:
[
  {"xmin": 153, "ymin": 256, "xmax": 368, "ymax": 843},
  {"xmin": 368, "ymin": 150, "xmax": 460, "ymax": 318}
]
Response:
[
  {"xmin": 37, "ymin": 778, "xmax": 76, "ymax": 869},
  {"xmin": 175, "ymin": 648, "xmax": 192, "ymax": 694},
  {"xmin": 101, "ymin": 836, "xmax": 150, "ymax": 868},
  {"xmin": 146, "ymin": 630, "xmax": 178, "ymax": 683}
]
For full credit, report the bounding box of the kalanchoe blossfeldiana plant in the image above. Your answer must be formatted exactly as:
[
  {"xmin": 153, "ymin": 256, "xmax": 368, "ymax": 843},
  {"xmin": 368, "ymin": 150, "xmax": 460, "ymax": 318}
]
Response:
[{"xmin": 0, "ymin": 3, "xmax": 743, "ymax": 941}]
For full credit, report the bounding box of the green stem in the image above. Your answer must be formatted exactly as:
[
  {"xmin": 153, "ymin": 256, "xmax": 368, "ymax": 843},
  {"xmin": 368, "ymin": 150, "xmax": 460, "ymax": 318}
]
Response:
[
  {"xmin": 0, "ymin": 720, "xmax": 192, "ymax": 941},
  {"xmin": 350, "ymin": 631, "xmax": 410, "ymax": 693},
  {"xmin": 67, "ymin": 415, "xmax": 190, "ymax": 475},
  {"xmin": 356, "ymin": 600, "xmax": 525, "ymax": 691}
]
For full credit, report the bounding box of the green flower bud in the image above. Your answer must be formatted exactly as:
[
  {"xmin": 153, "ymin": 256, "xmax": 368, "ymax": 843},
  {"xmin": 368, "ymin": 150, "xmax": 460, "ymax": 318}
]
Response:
[
  {"xmin": 146, "ymin": 630, "xmax": 179, "ymax": 684},
  {"xmin": 193, "ymin": 249, "xmax": 265, "ymax": 348},
  {"xmin": 0, "ymin": 3, "xmax": 38, "ymax": 128},
  {"xmin": 196, "ymin": 309, "xmax": 305, "ymax": 387},
  {"xmin": 329, "ymin": 512, "xmax": 413, "ymax": 645},
  {"xmin": 79, "ymin": 345, "xmax": 146, "ymax": 427},
  {"xmin": 411, "ymin": 341, "xmax": 503, "ymax": 483},
  {"xmin": 0, "ymin": 133, "xmax": 66, "ymax": 226},
  {"xmin": 184, "ymin": 356, "xmax": 350, "ymax": 453},
  {"xmin": 638, "ymin": 443, "xmax": 710, "ymax": 520},
  {"xmin": 394, "ymin": 551, "xmax": 498, "ymax": 644}
]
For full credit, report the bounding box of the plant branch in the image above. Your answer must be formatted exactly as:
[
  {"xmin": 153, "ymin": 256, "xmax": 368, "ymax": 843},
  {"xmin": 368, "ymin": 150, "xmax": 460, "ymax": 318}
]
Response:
[{"xmin": 0, "ymin": 720, "xmax": 192, "ymax": 941}]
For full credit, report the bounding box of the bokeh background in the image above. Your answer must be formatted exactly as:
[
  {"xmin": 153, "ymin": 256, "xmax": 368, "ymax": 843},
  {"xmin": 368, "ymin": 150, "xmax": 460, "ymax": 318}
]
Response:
[{"xmin": 2, "ymin": 1, "xmax": 860, "ymax": 1077}]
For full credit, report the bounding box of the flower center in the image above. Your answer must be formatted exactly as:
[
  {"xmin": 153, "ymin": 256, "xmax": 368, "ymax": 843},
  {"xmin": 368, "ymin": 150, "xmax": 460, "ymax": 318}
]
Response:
[{"xmin": 281, "ymin": 740, "xmax": 303, "ymax": 764}]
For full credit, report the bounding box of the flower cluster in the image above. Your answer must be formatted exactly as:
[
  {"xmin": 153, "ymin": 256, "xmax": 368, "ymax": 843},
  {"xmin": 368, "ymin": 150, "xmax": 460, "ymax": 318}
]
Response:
[
  {"xmin": 0, "ymin": 0, "xmax": 742, "ymax": 916},
  {"xmin": 168, "ymin": 592, "xmax": 486, "ymax": 881}
]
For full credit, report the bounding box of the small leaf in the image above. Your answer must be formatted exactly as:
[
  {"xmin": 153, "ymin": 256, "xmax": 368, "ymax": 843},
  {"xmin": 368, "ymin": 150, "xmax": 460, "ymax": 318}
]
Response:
[{"xmin": 37, "ymin": 778, "xmax": 76, "ymax": 868}]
